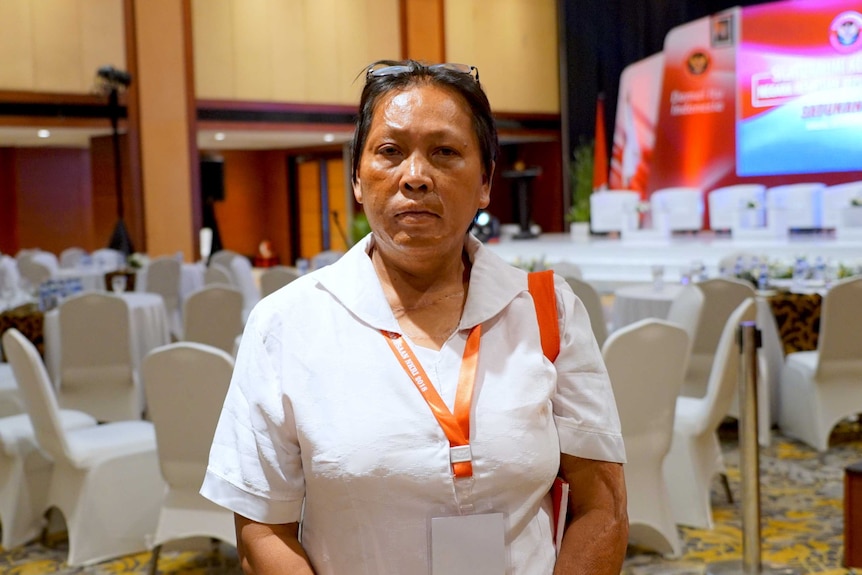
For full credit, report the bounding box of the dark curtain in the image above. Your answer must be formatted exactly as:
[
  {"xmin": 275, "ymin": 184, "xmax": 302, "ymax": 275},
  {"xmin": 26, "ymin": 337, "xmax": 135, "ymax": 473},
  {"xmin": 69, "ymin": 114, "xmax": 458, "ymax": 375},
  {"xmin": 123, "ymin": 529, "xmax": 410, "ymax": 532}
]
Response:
[{"xmin": 562, "ymin": 0, "xmax": 770, "ymax": 161}]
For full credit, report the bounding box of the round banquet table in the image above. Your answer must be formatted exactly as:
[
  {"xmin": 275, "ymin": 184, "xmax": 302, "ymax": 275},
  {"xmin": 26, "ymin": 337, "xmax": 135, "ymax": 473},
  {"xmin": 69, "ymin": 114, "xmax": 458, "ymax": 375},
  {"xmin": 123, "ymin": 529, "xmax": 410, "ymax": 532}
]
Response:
[
  {"xmin": 43, "ymin": 292, "xmax": 171, "ymax": 385},
  {"xmin": 612, "ymin": 283, "xmax": 684, "ymax": 329}
]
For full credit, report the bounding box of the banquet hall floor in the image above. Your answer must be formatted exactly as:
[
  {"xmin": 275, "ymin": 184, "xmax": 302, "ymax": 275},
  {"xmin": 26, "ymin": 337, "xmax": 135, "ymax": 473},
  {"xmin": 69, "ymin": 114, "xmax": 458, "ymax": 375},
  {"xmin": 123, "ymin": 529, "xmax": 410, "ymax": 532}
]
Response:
[{"xmin": 1, "ymin": 423, "xmax": 860, "ymax": 574}]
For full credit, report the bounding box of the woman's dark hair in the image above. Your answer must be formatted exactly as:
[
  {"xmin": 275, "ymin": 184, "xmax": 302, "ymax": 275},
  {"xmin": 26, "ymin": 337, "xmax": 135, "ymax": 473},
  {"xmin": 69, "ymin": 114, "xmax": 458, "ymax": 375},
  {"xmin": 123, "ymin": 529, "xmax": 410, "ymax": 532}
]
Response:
[{"xmin": 350, "ymin": 59, "xmax": 498, "ymax": 184}]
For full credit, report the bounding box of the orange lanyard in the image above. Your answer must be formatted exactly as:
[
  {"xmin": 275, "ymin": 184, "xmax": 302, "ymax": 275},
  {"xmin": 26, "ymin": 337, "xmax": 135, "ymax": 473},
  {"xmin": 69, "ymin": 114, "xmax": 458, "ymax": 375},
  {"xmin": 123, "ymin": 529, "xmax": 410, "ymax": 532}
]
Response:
[{"xmin": 381, "ymin": 325, "xmax": 481, "ymax": 478}]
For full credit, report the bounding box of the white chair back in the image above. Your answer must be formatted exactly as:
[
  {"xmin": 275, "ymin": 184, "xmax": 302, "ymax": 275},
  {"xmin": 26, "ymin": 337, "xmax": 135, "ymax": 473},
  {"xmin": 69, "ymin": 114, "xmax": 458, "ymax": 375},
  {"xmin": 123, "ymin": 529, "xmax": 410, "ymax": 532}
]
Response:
[
  {"xmin": 822, "ymin": 181, "xmax": 862, "ymax": 230},
  {"xmin": 204, "ymin": 263, "xmax": 232, "ymax": 286},
  {"xmin": 260, "ymin": 266, "xmax": 300, "ymax": 298},
  {"xmin": 665, "ymin": 283, "xmax": 704, "ymax": 358},
  {"xmin": 59, "ymin": 247, "xmax": 88, "ymax": 269},
  {"xmin": 765, "ymin": 182, "xmax": 825, "ymax": 230},
  {"xmin": 549, "ymin": 261, "xmax": 583, "ymax": 280},
  {"xmin": 707, "ymin": 184, "xmax": 766, "ymax": 231},
  {"xmin": 603, "ymin": 318, "xmax": 687, "ymax": 557},
  {"xmin": 817, "ymin": 277, "xmax": 862, "ymax": 368},
  {"xmin": 143, "ymin": 342, "xmax": 234, "ymax": 489},
  {"xmin": 682, "ymin": 278, "xmax": 756, "ymax": 399},
  {"xmin": 650, "ymin": 187, "xmax": 704, "ymax": 232},
  {"xmin": 183, "ymin": 285, "xmax": 244, "ymax": 354},
  {"xmin": 698, "ymin": 299, "xmax": 757, "ymax": 434},
  {"xmin": 91, "ymin": 248, "xmax": 125, "ymax": 270},
  {"xmin": 57, "ymin": 292, "xmax": 140, "ymax": 422},
  {"xmin": 564, "ymin": 277, "xmax": 608, "ymax": 348},
  {"xmin": 2, "ymin": 328, "xmax": 77, "ymax": 463},
  {"xmin": 311, "ymin": 250, "xmax": 344, "ymax": 270},
  {"xmin": 589, "ymin": 190, "xmax": 640, "ymax": 233}
]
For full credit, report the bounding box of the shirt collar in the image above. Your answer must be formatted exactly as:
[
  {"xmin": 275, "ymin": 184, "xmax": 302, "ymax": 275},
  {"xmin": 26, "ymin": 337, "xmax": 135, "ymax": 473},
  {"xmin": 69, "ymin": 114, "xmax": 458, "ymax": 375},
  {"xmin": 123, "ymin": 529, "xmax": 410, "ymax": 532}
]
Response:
[{"xmin": 314, "ymin": 233, "xmax": 528, "ymax": 332}]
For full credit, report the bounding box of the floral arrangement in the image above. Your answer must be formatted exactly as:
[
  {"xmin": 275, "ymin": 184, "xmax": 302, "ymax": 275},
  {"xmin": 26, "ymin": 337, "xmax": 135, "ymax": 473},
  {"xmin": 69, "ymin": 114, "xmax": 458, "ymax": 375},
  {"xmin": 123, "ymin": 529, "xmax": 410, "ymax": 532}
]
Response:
[
  {"xmin": 126, "ymin": 252, "xmax": 149, "ymax": 270},
  {"xmin": 635, "ymin": 201, "xmax": 651, "ymax": 214},
  {"xmin": 744, "ymin": 199, "xmax": 761, "ymax": 209},
  {"xmin": 851, "ymin": 196, "xmax": 862, "ymax": 207},
  {"xmin": 511, "ymin": 257, "xmax": 548, "ymax": 272}
]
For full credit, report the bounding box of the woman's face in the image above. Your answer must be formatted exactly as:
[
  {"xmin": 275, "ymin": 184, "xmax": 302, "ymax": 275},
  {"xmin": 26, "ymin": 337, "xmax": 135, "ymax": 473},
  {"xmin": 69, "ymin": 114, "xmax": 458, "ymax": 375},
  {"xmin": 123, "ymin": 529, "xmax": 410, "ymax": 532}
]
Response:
[{"xmin": 353, "ymin": 83, "xmax": 492, "ymax": 261}]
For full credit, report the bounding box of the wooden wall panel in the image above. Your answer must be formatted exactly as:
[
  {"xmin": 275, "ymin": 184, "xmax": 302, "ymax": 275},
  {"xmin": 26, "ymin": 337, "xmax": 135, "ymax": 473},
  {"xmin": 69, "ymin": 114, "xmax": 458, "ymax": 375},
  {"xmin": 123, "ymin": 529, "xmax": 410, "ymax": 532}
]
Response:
[
  {"xmin": 297, "ymin": 160, "xmax": 322, "ymax": 258},
  {"xmin": 326, "ymin": 158, "xmax": 348, "ymax": 252},
  {"xmin": 15, "ymin": 148, "xmax": 94, "ymax": 254},
  {"xmin": 0, "ymin": 149, "xmax": 19, "ymax": 254},
  {"xmin": 192, "ymin": 0, "xmax": 400, "ymax": 104},
  {"xmin": 402, "ymin": 0, "xmax": 445, "ymax": 63},
  {"xmin": 31, "ymin": 1, "xmax": 82, "ymax": 92},
  {"xmin": 191, "ymin": 0, "xmax": 234, "ymax": 99},
  {"xmin": 212, "ymin": 150, "xmax": 268, "ymax": 257},
  {"xmin": 80, "ymin": 0, "xmax": 126, "ymax": 81},
  {"xmin": 0, "ymin": 0, "xmax": 124, "ymax": 93},
  {"xmin": 269, "ymin": 1, "xmax": 308, "ymax": 102},
  {"xmin": 261, "ymin": 151, "xmax": 291, "ymax": 265},
  {"xmin": 445, "ymin": 0, "xmax": 559, "ymax": 113},
  {"xmin": 233, "ymin": 1, "xmax": 273, "ymax": 101},
  {"xmin": 0, "ymin": 1, "xmax": 34, "ymax": 90},
  {"xmin": 134, "ymin": 0, "xmax": 195, "ymax": 260}
]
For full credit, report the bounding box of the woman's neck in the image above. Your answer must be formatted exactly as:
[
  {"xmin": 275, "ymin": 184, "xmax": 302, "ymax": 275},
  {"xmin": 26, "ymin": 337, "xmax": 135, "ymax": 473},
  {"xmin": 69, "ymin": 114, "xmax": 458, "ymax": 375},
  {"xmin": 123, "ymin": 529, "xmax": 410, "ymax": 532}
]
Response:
[{"xmin": 371, "ymin": 242, "xmax": 471, "ymax": 350}]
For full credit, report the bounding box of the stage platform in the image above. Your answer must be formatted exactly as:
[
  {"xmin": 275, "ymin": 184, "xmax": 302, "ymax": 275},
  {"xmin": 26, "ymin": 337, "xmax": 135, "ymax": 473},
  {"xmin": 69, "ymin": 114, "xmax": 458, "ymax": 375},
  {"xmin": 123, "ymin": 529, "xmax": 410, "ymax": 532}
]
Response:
[{"xmin": 483, "ymin": 231, "xmax": 862, "ymax": 293}]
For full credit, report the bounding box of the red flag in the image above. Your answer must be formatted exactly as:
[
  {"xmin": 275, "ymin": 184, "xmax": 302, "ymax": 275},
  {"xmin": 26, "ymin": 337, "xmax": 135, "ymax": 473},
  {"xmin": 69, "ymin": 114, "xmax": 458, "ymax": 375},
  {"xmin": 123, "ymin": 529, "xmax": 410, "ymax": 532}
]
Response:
[{"xmin": 592, "ymin": 95, "xmax": 609, "ymax": 191}]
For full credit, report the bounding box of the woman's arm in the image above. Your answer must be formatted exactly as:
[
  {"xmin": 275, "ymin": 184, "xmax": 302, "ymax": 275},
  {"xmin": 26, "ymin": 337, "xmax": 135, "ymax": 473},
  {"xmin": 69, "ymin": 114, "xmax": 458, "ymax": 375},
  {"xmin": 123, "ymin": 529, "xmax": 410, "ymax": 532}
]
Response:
[
  {"xmin": 235, "ymin": 514, "xmax": 315, "ymax": 575},
  {"xmin": 553, "ymin": 454, "xmax": 628, "ymax": 575}
]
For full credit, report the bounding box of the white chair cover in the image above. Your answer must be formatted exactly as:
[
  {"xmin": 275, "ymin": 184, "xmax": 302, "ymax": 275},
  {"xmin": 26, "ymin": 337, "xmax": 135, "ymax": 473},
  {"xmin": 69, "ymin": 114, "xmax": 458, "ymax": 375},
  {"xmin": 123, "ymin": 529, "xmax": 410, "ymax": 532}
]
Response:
[
  {"xmin": 650, "ymin": 187, "xmax": 704, "ymax": 232},
  {"xmin": 822, "ymin": 180, "xmax": 862, "ymax": 230},
  {"xmin": 664, "ymin": 299, "xmax": 756, "ymax": 529},
  {"xmin": 59, "ymin": 247, "xmax": 88, "ymax": 269},
  {"xmin": 260, "ymin": 266, "xmax": 300, "ymax": 298},
  {"xmin": 2, "ymin": 328, "xmax": 160, "ymax": 565},
  {"xmin": 780, "ymin": 277, "xmax": 862, "ymax": 451},
  {"xmin": 765, "ymin": 182, "xmax": 825, "ymax": 231},
  {"xmin": 564, "ymin": 277, "xmax": 608, "ymax": 348},
  {"xmin": 590, "ymin": 190, "xmax": 640, "ymax": 233},
  {"xmin": 182, "ymin": 285, "xmax": 244, "ymax": 355},
  {"xmin": 682, "ymin": 278, "xmax": 756, "ymax": 400},
  {"xmin": 604, "ymin": 319, "xmax": 688, "ymax": 557},
  {"xmin": 707, "ymin": 184, "xmax": 766, "ymax": 232},
  {"xmin": 144, "ymin": 257, "xmax": 182, "ymax": 338},
  {"xmin": 56, "ymin": 292, "xmax": 143, "ymax": 422},
  {"xmin": 143, "ymin": 342, "xmax": 237, "ymax": 571}
]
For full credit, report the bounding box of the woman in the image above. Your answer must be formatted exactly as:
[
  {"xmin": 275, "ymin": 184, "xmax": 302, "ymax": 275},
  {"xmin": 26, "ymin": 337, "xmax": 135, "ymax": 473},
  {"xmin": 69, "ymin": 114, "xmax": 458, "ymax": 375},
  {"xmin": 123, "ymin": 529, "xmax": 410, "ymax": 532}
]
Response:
[{"xmin": 201, "ymin": 59, "xmax": 627, "ymax": 574}]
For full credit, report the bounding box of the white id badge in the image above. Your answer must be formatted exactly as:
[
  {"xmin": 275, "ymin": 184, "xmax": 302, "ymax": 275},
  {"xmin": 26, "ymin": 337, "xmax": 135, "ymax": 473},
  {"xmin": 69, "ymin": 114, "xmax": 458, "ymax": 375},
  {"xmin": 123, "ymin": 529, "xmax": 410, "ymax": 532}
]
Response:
[{"xmin": 430, "ymin": 512, "xmax": 506, "ymax": 575}]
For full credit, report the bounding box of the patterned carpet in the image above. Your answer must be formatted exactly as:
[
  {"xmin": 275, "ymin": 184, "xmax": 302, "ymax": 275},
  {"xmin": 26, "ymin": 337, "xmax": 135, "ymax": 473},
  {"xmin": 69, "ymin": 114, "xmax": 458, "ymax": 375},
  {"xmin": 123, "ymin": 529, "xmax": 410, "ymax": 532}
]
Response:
[{"xmin": 1, "ymin": 423, "xmax": 860, "ymax": 574}]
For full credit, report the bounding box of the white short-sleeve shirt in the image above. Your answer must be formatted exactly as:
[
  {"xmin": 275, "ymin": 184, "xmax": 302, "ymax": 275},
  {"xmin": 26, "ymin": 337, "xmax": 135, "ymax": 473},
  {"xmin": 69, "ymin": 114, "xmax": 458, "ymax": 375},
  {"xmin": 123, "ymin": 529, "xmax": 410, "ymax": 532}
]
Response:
[{"xmin": 201, "ymin": 234, "xmax": 625, "ymax": 575}]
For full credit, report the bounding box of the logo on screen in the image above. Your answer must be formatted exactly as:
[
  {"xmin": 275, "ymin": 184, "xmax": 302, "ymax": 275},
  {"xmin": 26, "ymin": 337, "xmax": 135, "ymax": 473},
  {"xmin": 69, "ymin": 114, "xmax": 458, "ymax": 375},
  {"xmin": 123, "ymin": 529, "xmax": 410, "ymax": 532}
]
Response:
[
  {"xmin": 830, "ymin": 11, "xmax": 862, "ymax": 53},
  {"xmin": 686, "ymin": 51, "xmax": 710, "ymax": 76}
]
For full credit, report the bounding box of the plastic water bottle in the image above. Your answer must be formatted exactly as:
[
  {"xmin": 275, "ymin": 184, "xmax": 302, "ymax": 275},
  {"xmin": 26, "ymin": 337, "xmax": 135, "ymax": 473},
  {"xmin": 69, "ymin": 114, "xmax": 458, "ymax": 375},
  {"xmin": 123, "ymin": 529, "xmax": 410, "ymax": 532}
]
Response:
[
  {"xmin": 792, "ymin": 256, "xmax": 808, "ymax": 291},
  {"xmin": 812, "ymin": 256, "xmax": 825, "ymax": 281},
  {"xmin": 757, "ymin": 264, "xmax": 769, "ymax": 291}
]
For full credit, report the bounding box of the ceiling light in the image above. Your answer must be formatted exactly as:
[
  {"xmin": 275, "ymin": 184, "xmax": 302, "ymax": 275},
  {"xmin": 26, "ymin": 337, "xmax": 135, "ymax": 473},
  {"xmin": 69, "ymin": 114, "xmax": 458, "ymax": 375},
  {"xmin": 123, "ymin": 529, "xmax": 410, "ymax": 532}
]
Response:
[
  {"xmin": 214, "ymin": 132, "xmax": 226, "ymax": 141},
  {"xmin": 323, "ymin": 133, "xmax": 335, "ymax": 143},
  {"xmin": 37, "ymin": 129, "xmax": 50, "ymax": 138}
]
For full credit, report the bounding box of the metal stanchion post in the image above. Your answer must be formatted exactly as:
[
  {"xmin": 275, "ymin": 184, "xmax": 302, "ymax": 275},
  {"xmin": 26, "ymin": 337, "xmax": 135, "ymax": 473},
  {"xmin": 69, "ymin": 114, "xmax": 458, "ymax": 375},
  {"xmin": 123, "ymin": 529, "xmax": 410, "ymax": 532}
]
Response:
[{"xmin": 707, "ymin": 321, "xmax": 800, "ymax": 575}]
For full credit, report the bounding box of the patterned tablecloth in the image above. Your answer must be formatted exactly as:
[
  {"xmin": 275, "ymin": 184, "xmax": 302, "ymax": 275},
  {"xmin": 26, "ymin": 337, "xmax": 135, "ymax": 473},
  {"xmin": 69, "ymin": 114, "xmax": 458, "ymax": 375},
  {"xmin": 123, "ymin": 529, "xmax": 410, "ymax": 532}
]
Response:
[
  {"xmin": 767, "ymin": 291, "xmax": 821, "ymax": 354},
  {"xmin": 0, "ymin": 303, "xmax": 44, "ymax": 358}
]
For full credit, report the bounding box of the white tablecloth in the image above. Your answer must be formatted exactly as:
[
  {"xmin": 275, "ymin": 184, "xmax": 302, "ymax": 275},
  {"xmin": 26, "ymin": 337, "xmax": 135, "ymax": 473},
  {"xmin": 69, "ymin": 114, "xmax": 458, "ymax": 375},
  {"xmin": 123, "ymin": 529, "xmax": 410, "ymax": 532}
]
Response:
[
  {"xmin": 44, "ymin": 292, "xmax": 171, "ymax": 385},
  {"xmin": 612, "ymin": 283, "xmax": 684, "ymax": 329},
  {"xmin": 53, "ymin": 267, "xmax": 111, "ymax": 292}
]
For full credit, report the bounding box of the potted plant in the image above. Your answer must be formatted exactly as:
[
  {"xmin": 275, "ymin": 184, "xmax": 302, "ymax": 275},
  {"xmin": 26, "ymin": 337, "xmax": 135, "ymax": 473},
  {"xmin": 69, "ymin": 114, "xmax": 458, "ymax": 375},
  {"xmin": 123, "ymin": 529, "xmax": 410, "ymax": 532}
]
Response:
[{"xmin": 565, "ymin": 139, "xmax": 594, "ymax": 239}]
